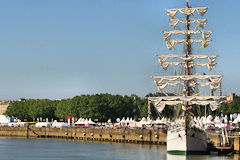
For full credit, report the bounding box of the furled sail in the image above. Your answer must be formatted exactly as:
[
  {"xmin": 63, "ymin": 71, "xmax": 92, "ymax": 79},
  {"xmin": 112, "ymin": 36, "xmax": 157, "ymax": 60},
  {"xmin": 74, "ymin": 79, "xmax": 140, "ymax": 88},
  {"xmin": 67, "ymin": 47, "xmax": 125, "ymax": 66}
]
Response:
[
  {"xmin": 153, "ymin": 75, "xmax": 222, "ymax": 83},
  {"xmin": 149, "ymin": 96, "xmax": 226, "ymax": 112},
  {"xmin": 153, "ymin": 75, "xmax": 222, "ymax": 91},
  {"xmin": 166, "ymin": 39, "xmax": 211, "ymax": 50},
  {"xmin": 169, "ymin": 19, "xmax": 207, "ymax": 28},
  {"xmin": 152, "ymin": 100, "xmax": 221, "ymax": 112},
  {"xmin": 157, "ymin": 54, "xmax": 217, "ymax": 65},
  {"xmin": 148, "ymin": 96, "xmax": 226, "ymax": 102},
  {"xmin": 163, "ymin": 30, "xmax": 212, "ymax": 41},
  {"xmin": 153, "ymin": 75, "xmax": 222, "ymax": 82},
  {"xmin": 159, "ymin": 61, "xmax": 216, "ymax": 70},
  {"xmin": 167, "ymin": 7, "xmax": 208, "ymax": 18},
  {"xmin": 154, "ymin": 79, "xmax": 221, "ymax": 91}
]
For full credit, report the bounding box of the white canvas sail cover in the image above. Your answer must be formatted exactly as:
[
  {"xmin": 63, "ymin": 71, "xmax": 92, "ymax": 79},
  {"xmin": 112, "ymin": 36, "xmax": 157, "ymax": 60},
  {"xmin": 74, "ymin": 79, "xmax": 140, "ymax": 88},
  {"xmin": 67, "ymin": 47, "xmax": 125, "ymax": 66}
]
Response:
[
  {"xmin": 154, "ymin": 79, "xmax": 221, "ymax": 91},
  {"xmin": 149, "ymin": 96, "xmax": 226, "ymax": 112},
  {"xmin": 151, "ymin": 99, "xmax": 166, "ymax": 113},
  {"xmin": 149, "ymin": 96, "xmax": 226, "ymax": 102},
  {"xmin": 153, "ymin": 75, "xmax": 222, "ymax": 82},
  {"xmin": 157, "ymin": 54, "xmax": 217, "ymax": 62},
  {"xmin": 152, "ymin": 101, "xmax": 221, "ymax": 112},
  {"xmin": 167, "ymin": 7, "xmax": 208, "ymax": 18},
  {"xmin": 163, "ymin": 30, "xmax": 212, "ymax": 41},
  {"xmin": 166, "ymin": 39, "xmax": 210, "ymax": 50},
  {"xmin": 153, "ymin": 75, "xmax": 222, "ymax": 91},
  {"xmin": 157, "ymin": 54, "xmax": 217, "ymax": 70},
  {"xmin": 169, "ymin": 19, "xmax": 207, "ymax": 28},
  {"xmin": 159, "ymin": 61, "xmax": 216, "ymax": 71}
]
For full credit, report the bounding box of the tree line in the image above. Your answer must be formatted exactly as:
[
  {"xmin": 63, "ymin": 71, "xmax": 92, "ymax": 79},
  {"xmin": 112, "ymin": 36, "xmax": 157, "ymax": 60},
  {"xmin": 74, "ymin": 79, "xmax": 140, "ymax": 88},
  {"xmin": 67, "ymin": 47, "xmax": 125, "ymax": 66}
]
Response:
[
  {"xmin": 4, "ymin": 93, "xmax": 240, "ymax": 122},
  {"xmin": 5, "ymin": 94, "xmax": 151, "ymax": 122}
]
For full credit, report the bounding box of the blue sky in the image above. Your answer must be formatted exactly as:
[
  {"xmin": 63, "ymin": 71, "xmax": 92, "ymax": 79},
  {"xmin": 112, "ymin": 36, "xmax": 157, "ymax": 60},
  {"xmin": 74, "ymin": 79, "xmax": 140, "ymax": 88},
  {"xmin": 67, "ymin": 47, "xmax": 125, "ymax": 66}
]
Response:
[{"xmin": 0, "ymin": 0, "xmax": 239, "ymax": 100}]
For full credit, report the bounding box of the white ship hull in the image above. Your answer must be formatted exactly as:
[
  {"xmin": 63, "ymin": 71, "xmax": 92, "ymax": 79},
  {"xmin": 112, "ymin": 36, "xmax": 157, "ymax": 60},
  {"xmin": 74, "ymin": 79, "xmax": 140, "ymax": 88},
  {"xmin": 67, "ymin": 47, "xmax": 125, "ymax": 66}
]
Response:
[{"xmin": 167, "ymin": 127, "xmax": 208, "ymax": 155}]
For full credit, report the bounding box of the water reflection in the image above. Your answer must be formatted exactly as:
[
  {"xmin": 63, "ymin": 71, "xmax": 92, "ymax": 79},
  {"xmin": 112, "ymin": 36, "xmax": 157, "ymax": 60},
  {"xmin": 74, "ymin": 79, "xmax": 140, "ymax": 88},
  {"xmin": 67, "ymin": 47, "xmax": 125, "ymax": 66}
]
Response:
[
  {"xmin": 0, "ymin": 137, "xmax": 238, "ymax": 160},
  {"xmin": 166, "ymin": 153, "xmax": 237, "ymax": 160},
  {"xmin": 233, "ymin": 154, "xmax": 240, "ymax": 160},
  {"xmin": 166, "ymin": 154, "xmax": 187, "ymax": 160}
]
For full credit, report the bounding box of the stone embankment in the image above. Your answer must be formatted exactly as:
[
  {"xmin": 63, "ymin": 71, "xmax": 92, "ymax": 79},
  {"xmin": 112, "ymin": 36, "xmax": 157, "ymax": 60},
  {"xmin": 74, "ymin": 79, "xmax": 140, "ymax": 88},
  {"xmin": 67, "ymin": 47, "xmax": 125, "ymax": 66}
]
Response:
[{"xmin": 0, "ymin": 127, "xmax": 167, "ymax": 144}]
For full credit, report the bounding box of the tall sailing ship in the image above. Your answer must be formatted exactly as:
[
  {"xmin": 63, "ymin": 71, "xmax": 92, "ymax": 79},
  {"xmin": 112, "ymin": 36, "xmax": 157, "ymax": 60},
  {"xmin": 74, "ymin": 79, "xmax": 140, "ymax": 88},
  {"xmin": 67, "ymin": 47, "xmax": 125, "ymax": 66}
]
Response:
[{"xmin": 148, "ymin": 0, "xmax": 227, "ymax": 155}]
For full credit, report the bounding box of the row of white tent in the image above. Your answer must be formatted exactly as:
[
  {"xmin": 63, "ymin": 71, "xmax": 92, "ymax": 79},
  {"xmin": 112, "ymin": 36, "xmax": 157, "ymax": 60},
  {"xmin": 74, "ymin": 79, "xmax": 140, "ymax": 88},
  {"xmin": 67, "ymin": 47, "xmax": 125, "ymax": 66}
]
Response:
[
  {"xmin": 0, "ymin": 116, "xmax": 167, "ymax": 128},
  {"xmin": 2, "ymin": 113, "xmax": 240, "ymax": 128},
  {"xmin": 112, "ymin": 114, "xmax": 240, "ymax": 129},
  {"xmin": 75, "ymin": 118, "xmax": 96, "ymax": 125},
  {"xmin": 114, "ymin": 117, "xmax": 168, "ymax": 127},
  {"xmin": 35, "ymin": 119, "xmax": 97, "ymax": 128},
  {"xmin": 170, "ymin": 114, "xmax": 240, "ymax": 130}
]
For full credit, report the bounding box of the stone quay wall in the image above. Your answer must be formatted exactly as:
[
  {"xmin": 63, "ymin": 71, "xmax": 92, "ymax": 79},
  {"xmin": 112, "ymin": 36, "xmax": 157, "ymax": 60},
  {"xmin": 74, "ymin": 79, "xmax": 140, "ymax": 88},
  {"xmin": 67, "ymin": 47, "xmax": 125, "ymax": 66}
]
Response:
[{"xmin": 0, "ymin": 127, "xmax": 167, "ymax": 144}]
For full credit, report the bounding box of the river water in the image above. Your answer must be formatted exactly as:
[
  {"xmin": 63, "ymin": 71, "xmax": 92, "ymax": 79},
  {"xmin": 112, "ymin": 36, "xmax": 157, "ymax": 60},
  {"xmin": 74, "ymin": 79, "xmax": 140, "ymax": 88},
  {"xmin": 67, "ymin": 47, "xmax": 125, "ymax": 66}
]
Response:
[{"xmin": 0, "ymin": 137, "xmax": 238, "ymax": 160}]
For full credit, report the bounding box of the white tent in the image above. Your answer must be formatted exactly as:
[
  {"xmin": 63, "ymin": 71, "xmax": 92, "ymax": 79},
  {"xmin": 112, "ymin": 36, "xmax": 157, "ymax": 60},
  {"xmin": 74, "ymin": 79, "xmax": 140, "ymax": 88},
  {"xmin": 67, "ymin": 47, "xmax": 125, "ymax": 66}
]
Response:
[
  {"xmin": 155, "ymin": 117, "xmax": 162, "ymax": 124},
  {"xmin": 75, "ymin": 118, "xmax": 84, "ymax": 125},
  {"xmin": 52, "ymin": 120, "xmax": 65, "ymax": 128},
  {"xmin": 75, "ymin": 118, "xmax": 95, "ymax": 126},
  {"xmin": 233, "ymin": 114, "xmax": 240, "ymax": 124},
  {"xmin": 136, "ymin": 117, "xmax": 147, "ymax": 127},
  {"xmin": 161, "ymin": 117, "xmax": 167, "ymax": 124},
  {"xmin": 145, "ymin": 118, "xmax": 153, "ymax": 125},
  {"xmin": 213, "ymin": 116, "xmax": 221, "ymax": 124},
  {"xmin": 36, "ymin": 122, "xmax": 51, "ymax": 128},
  {"xmin": 206, "ymin": 118, "xmax": 213, "ymax": 124},
  {"xmin": 125, "ymin": 117, "xmax": 130, "ymax": 124},
  {"xmin": 116, "ymin": 118, "xmax": 120, "ymax": 123},
  {"xmin": 88, "ymin": 118, "xmax": 96, "ymax": 125},
  {"xmin": 128, "ymin": 118, "xmax": 137, "ymax": 128},
  {"xmin": 0, "ymin": 115, "xmax": 10, "ymax": 123},
  {"xmin": 120, "ymin": 117, "xmax": 126, "ymax": 124}
]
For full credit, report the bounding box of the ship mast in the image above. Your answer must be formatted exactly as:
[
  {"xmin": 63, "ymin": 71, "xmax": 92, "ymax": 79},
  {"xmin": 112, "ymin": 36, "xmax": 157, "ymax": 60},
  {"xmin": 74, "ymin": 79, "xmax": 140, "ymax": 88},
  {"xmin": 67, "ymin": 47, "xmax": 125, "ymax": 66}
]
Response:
[
  {"xmin": 185, "ymin": 0, "xmax": 191, "ymax": 130},
  {"xmin": 185, "ymin": 0, "xmax": 191, "ymax": 93},
  {"xmin": 148, "ymin": 0, "xmax": 227, "ymax": 122}
]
